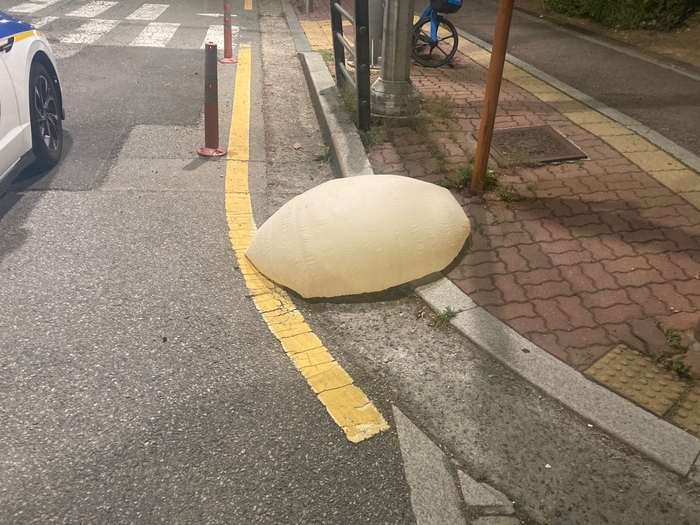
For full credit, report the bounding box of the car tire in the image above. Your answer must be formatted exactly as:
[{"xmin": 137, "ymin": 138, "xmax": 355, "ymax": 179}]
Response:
[{"xmin": 29, "ymin": 61, "xmax": 63, "ymax": 171}]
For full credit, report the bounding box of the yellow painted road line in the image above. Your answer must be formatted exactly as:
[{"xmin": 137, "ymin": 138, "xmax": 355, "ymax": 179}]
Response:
[
  {"xmin": 244, "ymin": 0, "xmax": 252, "ymax": 10},
  {"xmin": 224, "ymin": 44, "xmax": 389, "ymax": 443}
]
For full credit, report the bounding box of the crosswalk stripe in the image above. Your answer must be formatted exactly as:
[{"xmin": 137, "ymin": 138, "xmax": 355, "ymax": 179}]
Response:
[
  {"xmin": 201, "ymin": 24, "xmax": 239, "ymax": 50},
  {"xmin": 59, "ymin": 18, "xmax": 120, "ymax": 44},
  {"xmin": 201, "ymin": 24, "xmax": 224, "ymax": 49},
  {"xmin": 66, "ymin": 1, "xmax": 118, "ymax": 18},
  {"xmin": 125, "ymin": 3, "xmax": 169, "ymax": 21},
  {"xmin": 9, "ymin": 0, "xmax": 61, "ymax": 14},
  {"xmin": 31, "ymin": 16, "xmax": 58, "ymax": 28},
  {"xmin": 130, "ymin": 22, "xmax": 179, "ymax": 47}
]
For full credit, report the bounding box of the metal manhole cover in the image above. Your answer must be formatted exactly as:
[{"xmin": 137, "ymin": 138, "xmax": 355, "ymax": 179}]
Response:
[{"xmin": 474, "ymin": 125, "xmax": 587, "ymax": 166}]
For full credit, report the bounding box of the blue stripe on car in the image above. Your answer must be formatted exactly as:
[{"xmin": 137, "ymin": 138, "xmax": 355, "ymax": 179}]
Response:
[{"xmin": 0, "ymin": 11, "xmax": 34, "ymax": 40}]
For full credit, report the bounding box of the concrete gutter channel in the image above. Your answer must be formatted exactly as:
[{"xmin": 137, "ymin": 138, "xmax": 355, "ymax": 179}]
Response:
[{"xmin": 281, "ymin": 0, "xmax": 700, "ymax": 486}]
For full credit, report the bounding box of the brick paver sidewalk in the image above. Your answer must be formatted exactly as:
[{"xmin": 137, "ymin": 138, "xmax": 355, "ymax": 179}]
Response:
[{"xmin": 293, "ymin": 1, "xmax": 700, "ymax": 438}]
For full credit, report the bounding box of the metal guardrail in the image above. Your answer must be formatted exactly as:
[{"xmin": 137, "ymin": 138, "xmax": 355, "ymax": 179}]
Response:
[{"xmin": 330, "ymin": 0, "xmax": 371, "ymax": 132}]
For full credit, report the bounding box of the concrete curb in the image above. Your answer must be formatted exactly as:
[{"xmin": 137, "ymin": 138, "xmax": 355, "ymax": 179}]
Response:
[
  {"xmin": 283, "ymin": 1, "xmax": 374, "ymax": 178},
  {"xmin": 394, "ymin": 407, "xmax": 519, "ymax": 524},
  {"xmin": 283, "ymin": 0, "xmax": 700, "ymax": 479},
  {"xmin": 416, "ymin": 278, "xmax": 700, "ymax": 477}
]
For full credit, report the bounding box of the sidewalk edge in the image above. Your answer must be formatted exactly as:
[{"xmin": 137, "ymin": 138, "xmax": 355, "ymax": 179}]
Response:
[
  {"xmin": 455, "ymin": 28, "xmax": 700, "ymax": 175},
  {"xmin": 283, "ymin": 1, "xmax": 374, "ymax": 178},
  {"xmin": 284, "ymin": 0, "xmax": 700, "ymax": 480},
  {"xmin": 416, "ymin": 278, "xmax": 700, "ymax": 478}
]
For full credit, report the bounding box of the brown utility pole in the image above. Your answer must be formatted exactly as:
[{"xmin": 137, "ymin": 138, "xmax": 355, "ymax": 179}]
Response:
[{"xmin": 470, "ymin": 0, "xmax": 515, "ymax": 194}]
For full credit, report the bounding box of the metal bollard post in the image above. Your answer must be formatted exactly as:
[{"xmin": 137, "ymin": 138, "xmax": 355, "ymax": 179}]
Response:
[
  {"xmin": 221, "ymin": 0, "xmax": 237, "ymax": 64},
  {"xmin": 198, "ymin": 43, "xmax": 227, "ymax": 157}
]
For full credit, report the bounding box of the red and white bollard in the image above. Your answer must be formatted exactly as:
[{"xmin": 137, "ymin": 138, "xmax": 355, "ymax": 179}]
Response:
[
  {"xmin": 220, "ymin": 0, "xmax": 237, "ymax": 64},
  {"xmin": 198, "ymin": 42, "xmax": 227, "ymax": 157}
]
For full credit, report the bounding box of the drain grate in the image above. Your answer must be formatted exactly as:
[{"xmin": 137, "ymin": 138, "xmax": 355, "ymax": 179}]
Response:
[{"xmin": 474, "ymin": 125, "xmax": 587, "ymax": 166}]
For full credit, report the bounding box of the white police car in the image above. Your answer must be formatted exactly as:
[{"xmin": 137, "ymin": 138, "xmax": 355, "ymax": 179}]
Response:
[{"xmin": 0, "ymin": 11, "xmax": 64, "ymax": 195}]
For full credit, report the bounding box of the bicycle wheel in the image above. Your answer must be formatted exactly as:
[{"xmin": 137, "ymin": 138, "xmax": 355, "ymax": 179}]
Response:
[{"xmin": 411, "ymin": 16, "xmax": 459, "ymax": 68}]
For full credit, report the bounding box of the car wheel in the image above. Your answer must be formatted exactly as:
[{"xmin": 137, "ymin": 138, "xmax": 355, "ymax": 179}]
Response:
[{"xmin": 29, "ymin": 61, "xmax": 63, "ymax": 171}]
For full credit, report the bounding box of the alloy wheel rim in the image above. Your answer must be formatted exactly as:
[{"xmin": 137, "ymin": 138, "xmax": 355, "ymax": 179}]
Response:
[{"xmin": 34, "ymin": 74, "xmax": 60, "ymax": 152}]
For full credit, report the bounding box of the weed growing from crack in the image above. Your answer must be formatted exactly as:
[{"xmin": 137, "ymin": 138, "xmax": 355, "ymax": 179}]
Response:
[
  {"xmin": 313, "ymin": 146, "xmax": 331, "ymax": 162},
  {"xmin": 502, "ymin": 153, "xmax": 543, "ymax": 169},
  {"xmin": 433, "ymin": 306, "xmax": 459, "ymax": 327},
  {"xmin": 657, "ymin": 322, "xmax": 685, "ymax": 351},
  {"xmin": 654, "ymin": 354, "xmax": 693, "ymax": 378},
  {"xmin": 422, "ymin": 94, "xmax": 457, "ymax": 122},
  {"xmin": 439, "ymin": 159, "xmax": 498, "ymax": 192},
  {"xmin": 319, "ymin": 49, "xmax": 334, "ymax": 62},
  {"xmin": 498, "ymin": 183, "xmax": 528, "ymax": 206},
  {"xmin": 653, "ymin": 322, "xmax": 694, "ymax": 378},
  {"xmin": 426, "ymin": 140, "xmax": 445, "ymax": 162}
]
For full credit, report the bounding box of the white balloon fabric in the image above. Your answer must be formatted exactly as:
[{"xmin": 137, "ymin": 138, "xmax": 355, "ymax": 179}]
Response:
[{"xmin": 245, "ymin": 174, "xmax": 471, "ymax": 298}]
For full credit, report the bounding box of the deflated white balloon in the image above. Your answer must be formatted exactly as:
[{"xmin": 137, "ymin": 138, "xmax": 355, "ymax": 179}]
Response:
[{"xmin": 245, "ymin": 174, "xmax": 471, "ymax": 298}]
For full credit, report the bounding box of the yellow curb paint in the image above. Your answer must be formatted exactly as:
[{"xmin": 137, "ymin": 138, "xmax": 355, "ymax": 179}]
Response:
[
  {"xmin": 319, "ymin": 385, "xmax": 390, "ymax": 443},
  {"xmin": 301, "ymin": 362, "xmax": 354, "ymax": 393},
  {"xmin": 293, "ymin": 347, "xmax": 336, "ymax": 368},
  {"xmin": 223, "ymin": 44, "xmax": 389, "ymax": 443},
  {"xmin": 281, "ymin": 332, "xmax": 324, "ymax": 355}
]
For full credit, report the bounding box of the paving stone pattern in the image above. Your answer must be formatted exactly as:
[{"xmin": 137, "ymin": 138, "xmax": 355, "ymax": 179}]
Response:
[{"xmin": 294, "ymin": 1, "xmax": 700, "ymax": 437}]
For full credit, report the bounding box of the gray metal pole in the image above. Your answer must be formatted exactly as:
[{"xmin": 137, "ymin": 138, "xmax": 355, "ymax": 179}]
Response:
[
  {"xmin": 370, "ymin": 0, "xmax": 420, "ymax": 116},
  {"xmin": 369, "ymin": 0, "xmax": 385, "ymax": 67}
]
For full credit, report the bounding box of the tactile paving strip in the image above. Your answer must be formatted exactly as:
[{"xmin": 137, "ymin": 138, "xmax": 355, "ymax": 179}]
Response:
[
  {"xmin": 585, "ymin": 345, "xmax": 686, "ymax": 416},
  {"xmin": 671, "ymin": 385, "xmax": 700, "ymax": 437}
]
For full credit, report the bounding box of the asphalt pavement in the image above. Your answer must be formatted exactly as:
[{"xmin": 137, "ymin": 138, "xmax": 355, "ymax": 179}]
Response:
[
  {"xmin": 0, "ymin": 0, "xmax": 414, "ymax": 522},
  {"xmin": 3, "ymin": 0, "xmax": 700, "ymax": 523}
]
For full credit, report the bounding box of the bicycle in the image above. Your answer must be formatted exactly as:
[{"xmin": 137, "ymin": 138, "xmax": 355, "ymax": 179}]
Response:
[{"xmin": 412, "ymin": 0, "xmax": 462, "ymax": 68}]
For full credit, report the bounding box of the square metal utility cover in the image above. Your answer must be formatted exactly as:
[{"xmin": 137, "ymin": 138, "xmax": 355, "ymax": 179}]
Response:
[{"xmin": 475, "ymin": 125, "xmax": 587, "ymax": 166}]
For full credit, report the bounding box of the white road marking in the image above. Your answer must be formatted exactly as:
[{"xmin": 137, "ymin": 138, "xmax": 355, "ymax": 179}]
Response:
[
  {"xmin": 9, "ymin": 0, "xmax": 60, "ymax": 14},
  {"xmin": 66, "ymin": 1, "xmax": 117, "ymax": 18},
  {"xmin": 126, "ymin": 3, "xmax": 169, "ymax": 21},
  {"xmin": 130, "ymin": 22, "xmax": 179, "ymax": 47},
  {"xmin": 201, "ymin": 24, "xmax": 238, "ymax": 50},
  {"xmin": 59, "ymin": 18, "xmax": 120, "ymax": 44},
  {"xmin": 31, "ymin": 16, "xmax": 58, "ymax": 28}
]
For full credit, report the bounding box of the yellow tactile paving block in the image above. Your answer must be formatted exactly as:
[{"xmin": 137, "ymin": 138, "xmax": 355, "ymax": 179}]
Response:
[
  {"xmin": 624, "ymin": 150, "xmax": 688, "ymax": 173},
  {"xmin": 561, "ymin": 110, "xmax": 612, "ymax": 125},
  {"xmin": 652, "ymin": 170, "xmax": 700, "ymax": 193},
  {"xmin": 223, "ymin": 44, "xmax": 388, "ymax": 443},
  {"xmin": 601, "ymin": 134, "xmax": 656, "ymax": 153},
  {"xmin": 671, "ymin": 385, "xmax": 700, "ymax": 436},
  {"xmin": 585, "ymin": 345, "xmax": 686, "ymax": 416},
  {"xmin": 679, "ymin": 192, "xmax": 700, "ymax": 209},
  {"xmin": 299, "ymin": 20, "xmax": 353, "ymax": 52},
  {"xmin": 579, "ymin": 121, "xmax": 635, "ymax": 136}
]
